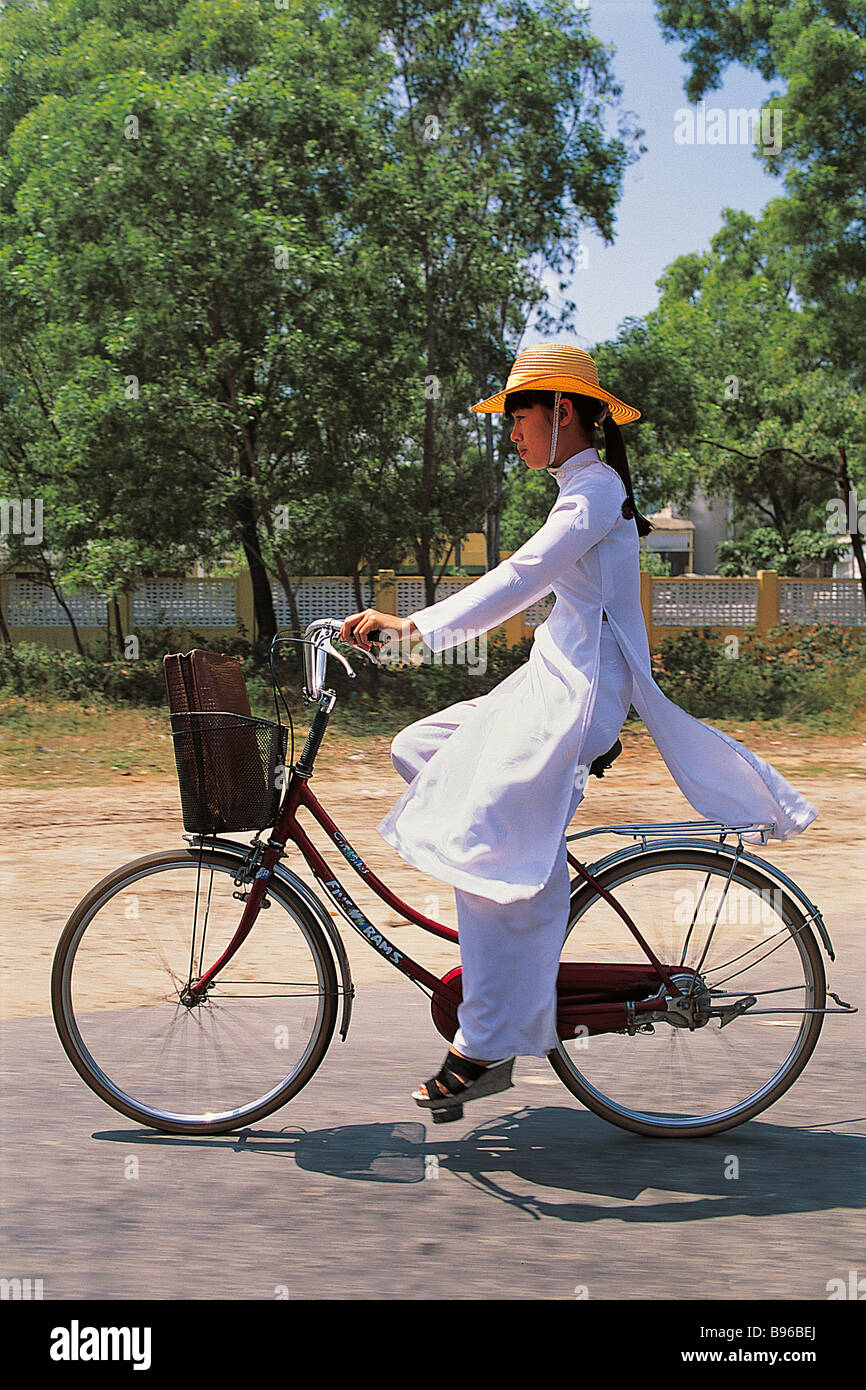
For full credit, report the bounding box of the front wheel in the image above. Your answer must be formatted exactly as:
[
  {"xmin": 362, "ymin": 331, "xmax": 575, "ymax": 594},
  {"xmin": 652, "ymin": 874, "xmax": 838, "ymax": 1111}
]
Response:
[
  {"xmin": 52, "ymin": 848, "xmax": 339, "ymax": 1135},
  {"xmin": 549, "ymin": 847, "xmax": 826, "ymax": 1136}
]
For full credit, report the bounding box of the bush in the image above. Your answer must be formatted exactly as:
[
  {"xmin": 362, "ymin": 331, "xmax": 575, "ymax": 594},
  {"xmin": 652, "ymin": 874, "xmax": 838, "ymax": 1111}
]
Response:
[
  {"xmin": 0, "ymin": 632, "xmax": 256, "ymax": 707},
  {"xmin": 654, "ymin": 625, "xmax": 866, "ymax": 724},
  {"xmin": 2, "ymin": 621, "xmax": 864, "ymax": 731}
]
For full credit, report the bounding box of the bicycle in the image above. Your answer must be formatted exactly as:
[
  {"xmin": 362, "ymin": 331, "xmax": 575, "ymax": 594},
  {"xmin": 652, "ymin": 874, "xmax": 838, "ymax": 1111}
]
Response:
[{"xmin": 52, "ymin": 618, "xmax": 857, "ymax": 1137}]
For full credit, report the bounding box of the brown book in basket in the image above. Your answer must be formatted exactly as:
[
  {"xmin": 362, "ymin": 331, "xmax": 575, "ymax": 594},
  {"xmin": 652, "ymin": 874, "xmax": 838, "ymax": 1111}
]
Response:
[{"xmin": 163, "ymin": 650, "xmax": 284, "ymax": 834}]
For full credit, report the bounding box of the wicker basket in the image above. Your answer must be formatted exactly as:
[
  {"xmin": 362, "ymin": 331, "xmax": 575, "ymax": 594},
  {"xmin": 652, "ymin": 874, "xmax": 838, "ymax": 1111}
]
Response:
[
  {"xmin": 164, "ymin": 650, "xmax": 287, "ymax": 834},
  {"xmin": 168, "ymin": 711, "xmax": 287, "ymax": 834}
]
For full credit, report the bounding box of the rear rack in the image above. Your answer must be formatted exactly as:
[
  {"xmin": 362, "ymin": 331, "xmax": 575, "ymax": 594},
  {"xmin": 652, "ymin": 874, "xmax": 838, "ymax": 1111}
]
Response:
[{"xmin": 567, "ymin": 821, "xmax": 776, "ymax": 846}]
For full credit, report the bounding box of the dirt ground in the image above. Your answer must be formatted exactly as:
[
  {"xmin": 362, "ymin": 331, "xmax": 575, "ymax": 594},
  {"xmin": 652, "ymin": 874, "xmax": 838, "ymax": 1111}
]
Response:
[{"xmin": 2, "ymin": 722, "xmax": 864, "ymax": 1022}]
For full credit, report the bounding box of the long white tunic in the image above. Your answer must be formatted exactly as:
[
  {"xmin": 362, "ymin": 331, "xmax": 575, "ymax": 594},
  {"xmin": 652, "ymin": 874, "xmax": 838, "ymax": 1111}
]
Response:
[{"xmin": 377, "ymin": 449, "xmax": 817, "ymax": 903}]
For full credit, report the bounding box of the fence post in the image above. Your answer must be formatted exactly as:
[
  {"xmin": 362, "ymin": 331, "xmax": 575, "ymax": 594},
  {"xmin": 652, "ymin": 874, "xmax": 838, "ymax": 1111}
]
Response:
[
  {"xmin": 756, "ymin": 570, "xmax": 779, "ymax": 634},
  {"xmin": 640, "ymin": 569, "xmax": 654, "ymax": 648},
  {"xmin": 376, "ymin": 569, "xmax": 397, "ymax": 615}
]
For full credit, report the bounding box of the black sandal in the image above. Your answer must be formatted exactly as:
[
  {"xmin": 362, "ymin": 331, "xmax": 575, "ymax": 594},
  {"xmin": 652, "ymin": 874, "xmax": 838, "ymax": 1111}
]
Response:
[{"xmin": 412, "ymin": 1052, "xmax": 515, "ymax": 1124}]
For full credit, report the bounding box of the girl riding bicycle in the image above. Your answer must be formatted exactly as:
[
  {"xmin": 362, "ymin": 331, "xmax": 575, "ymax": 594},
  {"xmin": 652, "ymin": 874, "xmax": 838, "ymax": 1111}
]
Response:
[{"xmin": 340, "ymin": 343, "xmax": 817, "ymax": 1120}]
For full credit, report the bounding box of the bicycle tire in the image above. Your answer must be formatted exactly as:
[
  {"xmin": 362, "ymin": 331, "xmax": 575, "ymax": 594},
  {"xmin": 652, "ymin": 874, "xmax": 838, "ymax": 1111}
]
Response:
[
  {"xmin": 549, "ymin": 846, "xmax": 826, "ymax": 1137},
  {"xmin": 52, "ymin": 848, "xmax": 339, "ymax": 1135}
]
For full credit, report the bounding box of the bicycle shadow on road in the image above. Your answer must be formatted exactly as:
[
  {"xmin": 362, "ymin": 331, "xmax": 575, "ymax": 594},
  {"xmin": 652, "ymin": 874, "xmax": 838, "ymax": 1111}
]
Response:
[
  {"xmin": 284, "ymin": 1108, "xmax": 866, "ymax": 1223},
  {"xmin": 100, "ymin": 1106, "xmax": 866, "ymax": 1224}
]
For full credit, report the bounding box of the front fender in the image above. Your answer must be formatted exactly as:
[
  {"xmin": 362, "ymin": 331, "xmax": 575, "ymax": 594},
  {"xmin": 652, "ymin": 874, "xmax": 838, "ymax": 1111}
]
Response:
[{"xmin": 183, "ymin": 837, "xmax": 355, "ymax": 1040}]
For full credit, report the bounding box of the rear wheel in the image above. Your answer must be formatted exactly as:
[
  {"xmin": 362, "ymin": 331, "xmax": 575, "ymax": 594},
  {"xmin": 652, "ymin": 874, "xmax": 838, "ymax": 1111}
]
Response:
[
  {"xmin": 549, "ymin": 847, "xmax": 826, "ymax": 1136},
  {"xmin": 52, "ymin": 848, "xmax": 339, "ymax": 1135}
]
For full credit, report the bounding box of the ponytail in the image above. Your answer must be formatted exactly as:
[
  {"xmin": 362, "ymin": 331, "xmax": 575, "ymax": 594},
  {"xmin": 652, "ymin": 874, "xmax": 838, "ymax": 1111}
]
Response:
[
  {"xmin": 599, "ymin": 413, "xmax": 653, "ymax": 537},
  {"xmin": 572, "ymin": 396, "xmax": 653, "ymax": 537}
]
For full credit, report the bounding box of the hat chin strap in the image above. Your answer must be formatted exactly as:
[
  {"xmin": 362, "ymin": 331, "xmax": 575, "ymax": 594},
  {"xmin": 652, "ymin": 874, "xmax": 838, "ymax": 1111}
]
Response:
[{"xmin": 548, "ymin": 389, "xmax": 562, "ymax": 467}]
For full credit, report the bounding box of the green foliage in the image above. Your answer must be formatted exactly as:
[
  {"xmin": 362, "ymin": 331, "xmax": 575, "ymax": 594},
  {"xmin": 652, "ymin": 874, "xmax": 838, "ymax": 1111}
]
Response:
[
  {"xmin": 3, "ymin": 622, "xmax": 864, "ymax": 734},
  {"xmin": 655, "ymin": 0, "xmax": 866, "ymax": 384},
  {"xmin": 499, "ymin": 464, "xmax": 558, "ymax": 550},
  {"xmin": 0, "ymin": 626, "xmax": 255, "ymax": 703},
  {"xmin": 716, "ymin": 528, "xmax": 849, "ymax": 577},
  {"xmin": 639, "ymin": 547, "xmax": 670, "ymax": 576},
  {"xmin": 0, "ymin": 642, "xmax": 167, "ymax": 704},
  {"xmin": 591, "ymin": 206, "xmax": 866, "ymax": 577},
  {"xmin": 0, "ymin": 0, "xmax": 643, "ymax": 646}
]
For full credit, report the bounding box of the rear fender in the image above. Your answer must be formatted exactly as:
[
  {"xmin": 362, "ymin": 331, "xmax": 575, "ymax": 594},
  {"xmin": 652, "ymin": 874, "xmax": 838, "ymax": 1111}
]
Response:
[{"xmin": 569, "ymin": 839, "xmax": 835, "ymax": 961}]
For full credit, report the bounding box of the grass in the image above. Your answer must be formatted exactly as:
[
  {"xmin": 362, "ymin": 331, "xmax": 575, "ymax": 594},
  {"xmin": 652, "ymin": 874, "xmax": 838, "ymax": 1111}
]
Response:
[
  {"xmin": 0, "ymin": 698, "xmax": 177, "ymax": 784},
  {"xmin": 0, "ymin": 693, "xmax": 402, "ymax": 786},
  {"xmin": 2, "ymin": 694, "xmax": 864, "ymax": 788}
]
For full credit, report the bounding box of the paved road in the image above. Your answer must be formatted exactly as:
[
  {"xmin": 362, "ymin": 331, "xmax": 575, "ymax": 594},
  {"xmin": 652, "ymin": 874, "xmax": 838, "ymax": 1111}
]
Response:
[{"xmin": 2, "ymin": 978, "xmax": 864, "ymax": 1307}]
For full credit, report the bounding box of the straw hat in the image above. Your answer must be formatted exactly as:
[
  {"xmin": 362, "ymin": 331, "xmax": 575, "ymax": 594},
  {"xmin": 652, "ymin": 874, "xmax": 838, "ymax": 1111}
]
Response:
[{"xmin": 471, "ymin": 343, "xmax": 640, "ymax": 424}]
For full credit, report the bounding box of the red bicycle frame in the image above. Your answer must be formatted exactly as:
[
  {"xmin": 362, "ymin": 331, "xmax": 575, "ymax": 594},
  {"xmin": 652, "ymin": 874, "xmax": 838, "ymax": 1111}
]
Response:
[{"xmin": 188, "ymin": 760, "xmax": 687, "ymax": 1033}]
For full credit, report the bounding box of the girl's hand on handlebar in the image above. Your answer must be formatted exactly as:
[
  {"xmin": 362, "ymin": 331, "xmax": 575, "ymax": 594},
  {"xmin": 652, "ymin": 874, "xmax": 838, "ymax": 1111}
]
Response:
[{"xmin": 339, "ymin": 610, "xmax": 417, "ymax": 652}]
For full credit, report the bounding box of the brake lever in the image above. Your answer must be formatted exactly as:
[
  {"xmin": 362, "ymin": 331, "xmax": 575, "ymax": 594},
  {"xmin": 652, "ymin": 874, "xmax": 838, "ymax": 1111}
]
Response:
[
  {"xmin": 320, "ymin": 635, "xmax": 358, "ymax": 677},
  {"xmin": 332, "ymin": 627, "xmax": 381, "ymax": 665}
]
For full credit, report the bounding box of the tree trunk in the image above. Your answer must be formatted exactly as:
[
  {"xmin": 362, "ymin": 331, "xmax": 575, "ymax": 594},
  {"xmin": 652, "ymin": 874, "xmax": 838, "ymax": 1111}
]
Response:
[
  {"xmin": 414, "ymin": 535, "xmax": 436, "ymax": 608},
  {"xmin": 0, "ymin": 588, "xmax": 16, "ymax": 653},
  {"xmin": 218, "ymin": 363, "xmax": 278, "ymax": 660},
  {"xmin": 36, "ymin": 555, "xmax": 86, "ymax": 657},
  {"xmin": 483, "ymin": 414, "xmax": 501, "ymax": 572},
  {"xmin": 419, "ymin": 262, "xmax": 438, "ymax": 606},
  {"xmin": 476, "ymin": 337, "xmax": 501, "ymax": 571},
  {"xmin": 236, "ymin": 495, "xmax": 277, "ymax": 659},
  {"xmin": 269, "ymin": 551, "xmax": 304, "ymax": 677},
  {"xmin": 837, "ymin": 446, "xmax": 866, "ymax": 613},
  {"xmin": 112, "ymin": 596, "xmax": 125, "ymax": 656}
]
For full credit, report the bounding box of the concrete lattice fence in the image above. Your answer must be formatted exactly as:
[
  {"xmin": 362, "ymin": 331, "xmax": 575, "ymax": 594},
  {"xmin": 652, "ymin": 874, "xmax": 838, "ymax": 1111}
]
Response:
[{"xmin": 1, "ymin": 568, "xmax": 863, "ymax": 655}]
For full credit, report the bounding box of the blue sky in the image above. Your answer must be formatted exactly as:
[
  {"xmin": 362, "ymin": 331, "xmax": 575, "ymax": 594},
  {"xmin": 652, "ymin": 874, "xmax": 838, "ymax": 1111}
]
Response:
[{"xmin": 526, "ymin": 0, "xmax": 784, "ymax": 350}]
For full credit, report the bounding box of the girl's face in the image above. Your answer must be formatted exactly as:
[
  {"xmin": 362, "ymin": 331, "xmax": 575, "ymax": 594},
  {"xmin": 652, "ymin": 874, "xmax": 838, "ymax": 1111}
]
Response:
[{"xmin": 509, "ymin": 402, "xmax": 555, "ymax": 470}]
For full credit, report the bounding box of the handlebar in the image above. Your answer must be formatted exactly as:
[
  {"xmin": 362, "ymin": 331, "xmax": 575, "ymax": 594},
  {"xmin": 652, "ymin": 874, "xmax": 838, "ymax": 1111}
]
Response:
[
  {"xmin": 299, "ymin": 617, "xmax": 383, "ymax": 704},
  {"xmin": 303, "ymin": 616, "xmax": 382, "ymax": 648}
]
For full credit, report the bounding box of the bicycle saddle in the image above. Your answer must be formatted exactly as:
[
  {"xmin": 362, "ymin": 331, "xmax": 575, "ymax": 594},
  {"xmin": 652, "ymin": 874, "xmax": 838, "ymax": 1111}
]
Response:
[{"xmin": 588, "ymin": 739, "xmax": 622, "ymax": 779}]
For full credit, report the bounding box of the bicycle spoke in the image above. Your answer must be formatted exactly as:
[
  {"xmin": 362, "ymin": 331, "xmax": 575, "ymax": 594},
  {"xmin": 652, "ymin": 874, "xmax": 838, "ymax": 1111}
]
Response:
[{"xmin": 678, "ymin": 869, "xmax": 712, "ymax": 967}]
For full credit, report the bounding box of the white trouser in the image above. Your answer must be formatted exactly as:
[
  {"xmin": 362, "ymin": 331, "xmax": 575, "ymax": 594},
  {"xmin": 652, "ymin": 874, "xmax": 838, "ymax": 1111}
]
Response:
[{"xmin": 389, "ymin": 627, "xmax": 633, "ymax": 1059}]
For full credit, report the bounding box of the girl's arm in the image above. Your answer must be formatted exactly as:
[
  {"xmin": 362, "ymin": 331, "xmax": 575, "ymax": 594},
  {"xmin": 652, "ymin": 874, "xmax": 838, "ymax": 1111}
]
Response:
[{"xmin": 410, "ymin": 471, "xmax": 624, "ymax": 652}]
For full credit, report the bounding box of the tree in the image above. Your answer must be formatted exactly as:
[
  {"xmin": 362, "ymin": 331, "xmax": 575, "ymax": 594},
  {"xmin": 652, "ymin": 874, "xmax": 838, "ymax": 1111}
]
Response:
[
  {"xmin": 341, "ymin": 0, "xmax": 643, "ymax": 600},
  {"xmin": 655, "ymin": 0, "xmax": 866, "ymax": 382},
  {"xmin": 586, "ymin": 208, "xmax": 866, "ymax": 602},
  {"xmin": 0, "ymin": 0, "xmax": 398, "ymax": 653},
  {"xmin": 1, "ymin": 0, "xmax": 643, "ymax": 648}
]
